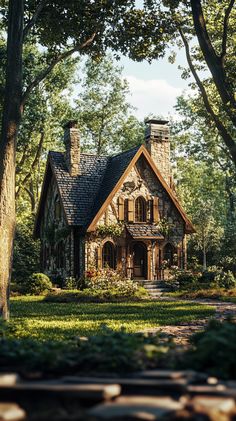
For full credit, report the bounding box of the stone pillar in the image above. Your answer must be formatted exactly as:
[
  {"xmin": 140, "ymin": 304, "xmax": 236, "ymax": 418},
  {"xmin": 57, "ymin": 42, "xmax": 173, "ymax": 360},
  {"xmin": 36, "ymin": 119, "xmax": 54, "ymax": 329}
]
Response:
[
  {"xmin": 63, "ymin": 120, "xmax": 80, "ymax": 176},
  {"xmin": 145, "ymin": 119, "xmax": 171, "ymax": 186}
]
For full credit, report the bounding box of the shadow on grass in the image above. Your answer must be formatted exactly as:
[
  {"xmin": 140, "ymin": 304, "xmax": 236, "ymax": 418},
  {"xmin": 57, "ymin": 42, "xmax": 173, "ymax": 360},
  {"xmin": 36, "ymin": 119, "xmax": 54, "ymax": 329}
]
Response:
[{"xmin": 10, "ymin": 298, "xmax": 215, "ymax": 341}]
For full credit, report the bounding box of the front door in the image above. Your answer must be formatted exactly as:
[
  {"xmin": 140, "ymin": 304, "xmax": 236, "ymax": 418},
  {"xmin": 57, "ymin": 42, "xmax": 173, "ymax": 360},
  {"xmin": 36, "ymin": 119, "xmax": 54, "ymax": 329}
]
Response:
[{"xmin": 133, "ymin": 242, "xmax": 147, "ymax": 279}]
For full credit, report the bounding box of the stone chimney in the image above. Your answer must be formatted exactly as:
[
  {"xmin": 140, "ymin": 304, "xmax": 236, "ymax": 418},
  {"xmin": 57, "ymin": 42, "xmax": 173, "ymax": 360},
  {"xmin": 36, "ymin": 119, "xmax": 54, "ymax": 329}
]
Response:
[
  {"xmin": 145, "ymin": 119, "xmax": 171, "ymax": 186},
  {"xmin": 63, "ymin": 120, "xmax": 80, "ymax": 176}
]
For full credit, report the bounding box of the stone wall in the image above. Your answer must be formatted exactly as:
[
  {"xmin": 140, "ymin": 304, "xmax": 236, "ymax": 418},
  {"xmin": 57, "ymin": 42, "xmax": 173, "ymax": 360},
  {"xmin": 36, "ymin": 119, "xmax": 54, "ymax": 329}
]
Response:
[{"xmin": 40, "ymin": 178, "xmax": 72, "ymax": 280}]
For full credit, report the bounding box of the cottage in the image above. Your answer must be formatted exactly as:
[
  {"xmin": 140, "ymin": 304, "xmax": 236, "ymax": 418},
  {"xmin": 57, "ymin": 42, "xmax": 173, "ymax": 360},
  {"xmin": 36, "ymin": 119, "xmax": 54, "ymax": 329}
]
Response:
[{"xmin": 34, "ymin": 119, "xmax": 195, "ymax": 281}]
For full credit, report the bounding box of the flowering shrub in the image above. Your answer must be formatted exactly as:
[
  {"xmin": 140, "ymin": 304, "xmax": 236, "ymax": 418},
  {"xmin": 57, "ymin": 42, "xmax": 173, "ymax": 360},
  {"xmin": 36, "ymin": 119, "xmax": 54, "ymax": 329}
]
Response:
[{"xmin": 79, "ymin": 268, "xmax": 148, "ymax": 299}]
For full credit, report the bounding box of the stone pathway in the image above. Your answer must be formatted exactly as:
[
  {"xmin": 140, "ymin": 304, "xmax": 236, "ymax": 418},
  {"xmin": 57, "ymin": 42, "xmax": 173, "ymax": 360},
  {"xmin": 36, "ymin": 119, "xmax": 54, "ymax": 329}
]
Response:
[{"xmin": 146, "ymin": 297, "xmax": 236, "ymax": 346}]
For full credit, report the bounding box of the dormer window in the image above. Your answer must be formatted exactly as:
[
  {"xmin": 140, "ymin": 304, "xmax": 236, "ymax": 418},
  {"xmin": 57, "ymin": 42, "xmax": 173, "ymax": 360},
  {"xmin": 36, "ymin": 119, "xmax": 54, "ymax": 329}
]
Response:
[{"xmin": 135, "ymin": 197, "xmax": 146, "ymax": 222}]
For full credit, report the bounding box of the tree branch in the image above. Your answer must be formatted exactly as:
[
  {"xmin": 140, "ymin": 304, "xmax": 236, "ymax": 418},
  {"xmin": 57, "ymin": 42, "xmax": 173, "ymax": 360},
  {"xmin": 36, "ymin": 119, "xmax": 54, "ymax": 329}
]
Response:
[
  {"xmin": 190, "ymin": 0, "xmax": 236, "ymax": 112},
  {"xmin": 23, "ymin": 0, "xmax": 47, "ymax": 40},
  {"xmin": 221, "ymin": 0, "xmax": 235, "ymax": 64},
  {"xmin": 21, "ymin": 32, "xmax": 96, "ymax": 109},
  {"xmin": 16, "ymin": 131, "xmax": 44, "ymax": 198},
  {"xmin": 179, "ymin": 27, "xmax": 236, "ymax": 167}
]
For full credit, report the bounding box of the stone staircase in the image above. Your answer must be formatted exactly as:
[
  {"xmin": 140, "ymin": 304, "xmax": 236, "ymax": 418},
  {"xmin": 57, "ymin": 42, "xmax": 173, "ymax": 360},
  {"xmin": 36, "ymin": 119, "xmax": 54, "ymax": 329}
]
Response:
[{"xmin": 138, "ymin": 280, "xmax": 171, "ymax": 298}]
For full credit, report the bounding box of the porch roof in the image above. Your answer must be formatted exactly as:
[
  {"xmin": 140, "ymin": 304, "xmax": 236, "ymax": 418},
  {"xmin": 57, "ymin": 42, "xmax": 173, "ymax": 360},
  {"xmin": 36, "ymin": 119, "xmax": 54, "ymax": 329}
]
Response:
[{"xmin": 126, "ymin": 224, "xmax": 165, "ymax": 240}]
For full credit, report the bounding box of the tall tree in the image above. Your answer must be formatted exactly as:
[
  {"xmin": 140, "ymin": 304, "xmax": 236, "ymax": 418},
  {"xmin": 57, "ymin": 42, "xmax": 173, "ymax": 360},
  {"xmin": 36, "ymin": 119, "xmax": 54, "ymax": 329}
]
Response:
[
  {"xmin": 76, "ymin": 55, "xmax": 144, "ymax": 155},
  {"xmin": 0, "ymin": 1, "xmax": 169, "ymax": 319},
  {"xmin": 125, "ymin": 1, "xmax": 236, "ymax": 167}
]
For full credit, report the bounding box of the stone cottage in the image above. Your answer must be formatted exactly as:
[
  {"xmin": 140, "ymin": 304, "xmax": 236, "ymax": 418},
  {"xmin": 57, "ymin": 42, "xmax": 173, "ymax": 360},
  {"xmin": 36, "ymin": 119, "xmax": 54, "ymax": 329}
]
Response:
[{"xmin": 34, "ymin": 119, "xmax": 195, "ymax": 281}]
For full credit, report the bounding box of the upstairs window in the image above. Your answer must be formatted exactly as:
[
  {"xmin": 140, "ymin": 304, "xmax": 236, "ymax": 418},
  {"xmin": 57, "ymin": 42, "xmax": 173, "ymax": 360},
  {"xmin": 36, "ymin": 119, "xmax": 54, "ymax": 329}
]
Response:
[{"xmin": 135, "ymin": 196, "xmax": 146, "ymax": 222}]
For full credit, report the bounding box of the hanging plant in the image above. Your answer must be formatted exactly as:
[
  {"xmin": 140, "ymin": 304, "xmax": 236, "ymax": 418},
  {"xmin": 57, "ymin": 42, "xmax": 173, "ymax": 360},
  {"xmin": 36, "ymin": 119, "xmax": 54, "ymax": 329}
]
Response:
[
  {"xmin": 156, "ymin": 218, "xmax": 174, "ymax": 237},
  {"xmin": 97, "ymin": 223, "xmax": 124, "ymax": 238}
]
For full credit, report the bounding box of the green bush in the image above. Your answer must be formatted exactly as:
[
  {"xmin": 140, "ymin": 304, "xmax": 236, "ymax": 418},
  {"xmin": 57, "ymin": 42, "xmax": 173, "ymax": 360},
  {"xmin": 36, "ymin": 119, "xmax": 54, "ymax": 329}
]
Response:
[
  {"xmin": 176, "ymin": 270, "xmax": 198, "ymax": 290},
  {"xmin": 184, "ymin": 319, "xmax": 236, "ymax": 379},
  {"xmin": 63, "ymin": 277, "xmax": 78, "ymax": 290},
  {"xmin": 0, "ymin": 326, "xmax": 174, "ymax": 377},
  {"xmin": 199, "ymin": 268, "xmax": 236, "ymax": 290},
  {"xmin": 23, "ymin": 273, "xmax": 52, "ymax": 295},
  {"xmin": 215, "ymin": 271, "xmax": 236, "ymax": 289}
]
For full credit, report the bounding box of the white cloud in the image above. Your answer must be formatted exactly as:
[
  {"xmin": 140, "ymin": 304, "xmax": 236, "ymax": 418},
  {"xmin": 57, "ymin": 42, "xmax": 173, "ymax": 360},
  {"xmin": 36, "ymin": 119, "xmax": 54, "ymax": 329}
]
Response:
[{"xmin": 125, "ymin": 75, "xmax": 182, "ymax": 120}]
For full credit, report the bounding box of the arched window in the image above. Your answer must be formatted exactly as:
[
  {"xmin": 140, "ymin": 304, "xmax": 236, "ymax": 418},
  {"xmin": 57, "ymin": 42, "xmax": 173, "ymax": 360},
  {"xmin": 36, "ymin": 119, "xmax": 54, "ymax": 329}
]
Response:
[
  {"xmin": 135, "ymin": 197, "xmax": 146, "ymax": 222},
  {"xmin": 163, "ymin": 243, "xmax": 176, "ymax": 267},
  {"xmin": 102, "ymin": 241, "xmax": 116, "ymax": 269}
]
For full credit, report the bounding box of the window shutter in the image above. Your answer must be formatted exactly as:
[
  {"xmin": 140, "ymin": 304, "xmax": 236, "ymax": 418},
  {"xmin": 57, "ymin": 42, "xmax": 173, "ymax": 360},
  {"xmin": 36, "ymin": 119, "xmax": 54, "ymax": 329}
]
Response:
[
  {"xmin": 153, "ymin": 197, "xmax": 160, "ymax": 223},
  {"xmin": 128, "ymin": 198, "xmax": 134, "ymax": 222},
  {"xmin": 147, "ymin": 199, "xmax": 153, "ymax": 223},
  {"xmin": 118, "ymin": 197, "xmax": 124, "ymax": 221},
  {"xmin": 97, "ymin": 246, "xmax": 102, "ymax": 269}
]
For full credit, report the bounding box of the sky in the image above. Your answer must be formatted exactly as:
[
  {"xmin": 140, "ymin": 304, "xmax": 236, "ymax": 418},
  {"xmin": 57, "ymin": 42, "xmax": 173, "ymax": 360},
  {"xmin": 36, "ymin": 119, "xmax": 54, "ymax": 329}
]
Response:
[{"xmin": 119, "ymin": 48, "xmax": 190, "ymax": 121}]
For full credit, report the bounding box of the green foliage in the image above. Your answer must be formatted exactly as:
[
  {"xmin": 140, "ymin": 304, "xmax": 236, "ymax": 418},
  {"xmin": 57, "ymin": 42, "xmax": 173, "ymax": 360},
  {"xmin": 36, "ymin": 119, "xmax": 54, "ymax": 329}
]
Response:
[
  {"xmin": 62, "ymin": 277, "xmax": 78, "ymax": 290},
  {"xmin": 81, "ymin": 267, "xmax": 146, "ymax": 299},
  {"xmin": 96, "ymin": 223, "xmax": 124, "ymax": 237},
  {"xmin": 156, "ymin": 218, "xmax": 174, "ymax": 237},
  {"xmin": 175, "ymin": 270, "xmax": 198, "ymax": 290},
  {"xmin": 76, "ymin": 55, "xmax": 144, "ymax": 155},
  {"xmin": 0, "ymin": 326, "xmax": 174, "ymax": 377},
  {"xmin": 13, "ymin": 218, "xmax": 40, "ymax": 283},
  {"xmin": 23, "ymin": 273, "xmax": 52, "ymax": 295},
  {"xmin": 200, "ymin": 268, "xmax": 236, "ymax": 290},
  {"xmin": 185, "ymin": 319, "xmax": 236, "ymax": 379}
]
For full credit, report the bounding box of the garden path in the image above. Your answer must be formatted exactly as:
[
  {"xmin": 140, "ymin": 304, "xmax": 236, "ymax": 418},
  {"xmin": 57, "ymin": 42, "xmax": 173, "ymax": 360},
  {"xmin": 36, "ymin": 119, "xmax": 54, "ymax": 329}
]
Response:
[{"xmin": 145, "ymin": 297, "xmax": 236, "ymax": 346}]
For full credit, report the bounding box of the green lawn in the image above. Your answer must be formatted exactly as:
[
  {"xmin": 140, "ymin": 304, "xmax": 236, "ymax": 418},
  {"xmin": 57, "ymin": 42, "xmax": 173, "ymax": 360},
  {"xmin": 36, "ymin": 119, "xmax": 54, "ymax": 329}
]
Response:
[{"xmin": 9, "ymin": 296, "xmax": 216, "ymax": 341}]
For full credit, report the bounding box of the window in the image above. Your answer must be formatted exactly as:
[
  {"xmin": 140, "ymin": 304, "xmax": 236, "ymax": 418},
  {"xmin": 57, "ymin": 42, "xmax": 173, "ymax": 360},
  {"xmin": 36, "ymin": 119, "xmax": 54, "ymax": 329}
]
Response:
[
  {"xmin": 135, "ymin": 196, "xmax": 146, "ymax": 222},
  {"xmin": 124, "ymin": 199, "xmax": 129, "ymax": 222},
  {"xmin": 102, "ymin": 241, "xmax": 116, "ymax": 269},
  {"xmin": 163, "ymin": 243, "xmax": 175, "ymax": 267}
]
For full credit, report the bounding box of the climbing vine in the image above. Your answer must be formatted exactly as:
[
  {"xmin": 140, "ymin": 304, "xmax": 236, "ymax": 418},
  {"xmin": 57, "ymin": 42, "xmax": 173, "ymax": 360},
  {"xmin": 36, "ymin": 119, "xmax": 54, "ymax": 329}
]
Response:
[{"xmin": 96, "ymin": 223, "xmax": 124, "ymax": 238}]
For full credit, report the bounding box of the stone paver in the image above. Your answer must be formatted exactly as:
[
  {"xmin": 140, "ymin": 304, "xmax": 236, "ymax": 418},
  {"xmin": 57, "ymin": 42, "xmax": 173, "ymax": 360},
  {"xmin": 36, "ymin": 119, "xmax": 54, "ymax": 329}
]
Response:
[{"xmin": 146, "ymin": 297, "xmax": 236, "ymax": 345}]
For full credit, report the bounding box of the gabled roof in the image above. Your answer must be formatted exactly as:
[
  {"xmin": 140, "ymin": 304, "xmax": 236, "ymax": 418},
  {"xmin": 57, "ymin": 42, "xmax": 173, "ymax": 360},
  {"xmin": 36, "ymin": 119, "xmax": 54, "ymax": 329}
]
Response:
[
  {"xmin": 35, "ymin": 144, "xmax": 195, "ymax": 237},
  {"xmin": 87, "ymin": 145, "xmax": 195, "ymax": 233}
]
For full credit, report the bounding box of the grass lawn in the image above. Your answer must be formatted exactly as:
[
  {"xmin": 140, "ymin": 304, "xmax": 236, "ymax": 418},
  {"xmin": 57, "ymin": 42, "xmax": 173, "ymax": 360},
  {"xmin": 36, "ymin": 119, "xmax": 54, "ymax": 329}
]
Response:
[{"xmin": 10, "ymin": 296, "xmax": 216, "ymax": 341}]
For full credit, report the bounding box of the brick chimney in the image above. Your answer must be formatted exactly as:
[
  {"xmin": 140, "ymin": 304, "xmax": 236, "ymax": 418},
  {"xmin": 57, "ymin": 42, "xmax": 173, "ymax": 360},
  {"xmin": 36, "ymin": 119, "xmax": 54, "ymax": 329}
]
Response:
[
  {"xmin": 145, "ymin": 119, "xmax": 171, "ymax": 186},
  {"xmin": 63, "ymin": 120, "xmax": 80, "ymax": 176}
]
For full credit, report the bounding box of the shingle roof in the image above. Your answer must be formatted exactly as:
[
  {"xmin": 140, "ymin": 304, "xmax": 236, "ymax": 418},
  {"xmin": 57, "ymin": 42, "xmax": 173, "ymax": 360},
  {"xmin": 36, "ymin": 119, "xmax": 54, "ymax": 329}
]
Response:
[
  {"xmin": 49, "ymin": 146, "xmax": 139, "ymax": 227},
  {"xmin": 126, "ymin": 224, "xmax": 164, "ymax": 240}
]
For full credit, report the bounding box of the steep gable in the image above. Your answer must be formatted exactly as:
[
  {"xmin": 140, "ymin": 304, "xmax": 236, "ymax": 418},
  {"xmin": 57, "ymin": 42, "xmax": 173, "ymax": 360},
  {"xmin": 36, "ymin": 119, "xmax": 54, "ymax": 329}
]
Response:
[{"xmin": 87, "ymin": 145, "xmax": 195, "ymax": 233}]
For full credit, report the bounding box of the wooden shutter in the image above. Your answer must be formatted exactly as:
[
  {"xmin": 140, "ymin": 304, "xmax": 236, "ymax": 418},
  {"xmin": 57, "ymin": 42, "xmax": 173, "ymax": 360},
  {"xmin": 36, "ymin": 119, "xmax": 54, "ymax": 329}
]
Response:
[
  {"xmin": 128, "ymin": 198, "xmax": 134, "ymax": 222},
  {"xmin": 147, "ymin": 199, "xmax": 153, "ymax": 223},
  {"xmin": 153, "ymin": 197, "xmax": 160, "ymax": 223},
  {"xmin": 118, "ymin": 197, "xmax": 124, "ymax": 221},
  {"xmin": 97, "ymin": 246, "xmax": 102, "ymax": 269}
]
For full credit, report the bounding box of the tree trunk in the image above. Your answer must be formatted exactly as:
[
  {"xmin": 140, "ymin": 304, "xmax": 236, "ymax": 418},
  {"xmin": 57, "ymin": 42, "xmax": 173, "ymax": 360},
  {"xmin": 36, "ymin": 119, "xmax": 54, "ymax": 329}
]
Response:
[
  {"xmin": 203, "ymin": 245, "xmax": 207, "ymax": 271},
  {"xmin": 0, "ymin": 0, "xmax": 24, "ymax": 320}
]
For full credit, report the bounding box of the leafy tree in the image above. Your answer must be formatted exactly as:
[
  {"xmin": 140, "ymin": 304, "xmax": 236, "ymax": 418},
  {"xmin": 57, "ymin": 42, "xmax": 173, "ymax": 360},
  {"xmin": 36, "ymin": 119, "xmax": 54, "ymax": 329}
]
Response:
[
  {"xmin": 0, "ymin": 0, "xmax": 156, "ymax": 320},
  {"xmin": 76, "ymin": 55, "xmax": 144, "ymax": 155},
  {"xmin": 127, "ymin": 1, "xmax": 236, "ymax": 166},
  {"xmin": 13, "ymin": 218, "xmax": 40, "ymax": 284}
]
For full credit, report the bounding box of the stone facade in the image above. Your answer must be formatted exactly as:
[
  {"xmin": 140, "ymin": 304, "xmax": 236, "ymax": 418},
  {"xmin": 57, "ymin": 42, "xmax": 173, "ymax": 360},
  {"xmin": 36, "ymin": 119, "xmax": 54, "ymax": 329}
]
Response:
[
  {"xmin": 36, "ymin": 119, "xmax": 193, "ymax": 282},
  {"xmin": 85, "ymin": 155, "xmax": 186, "ymax": 281}
]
